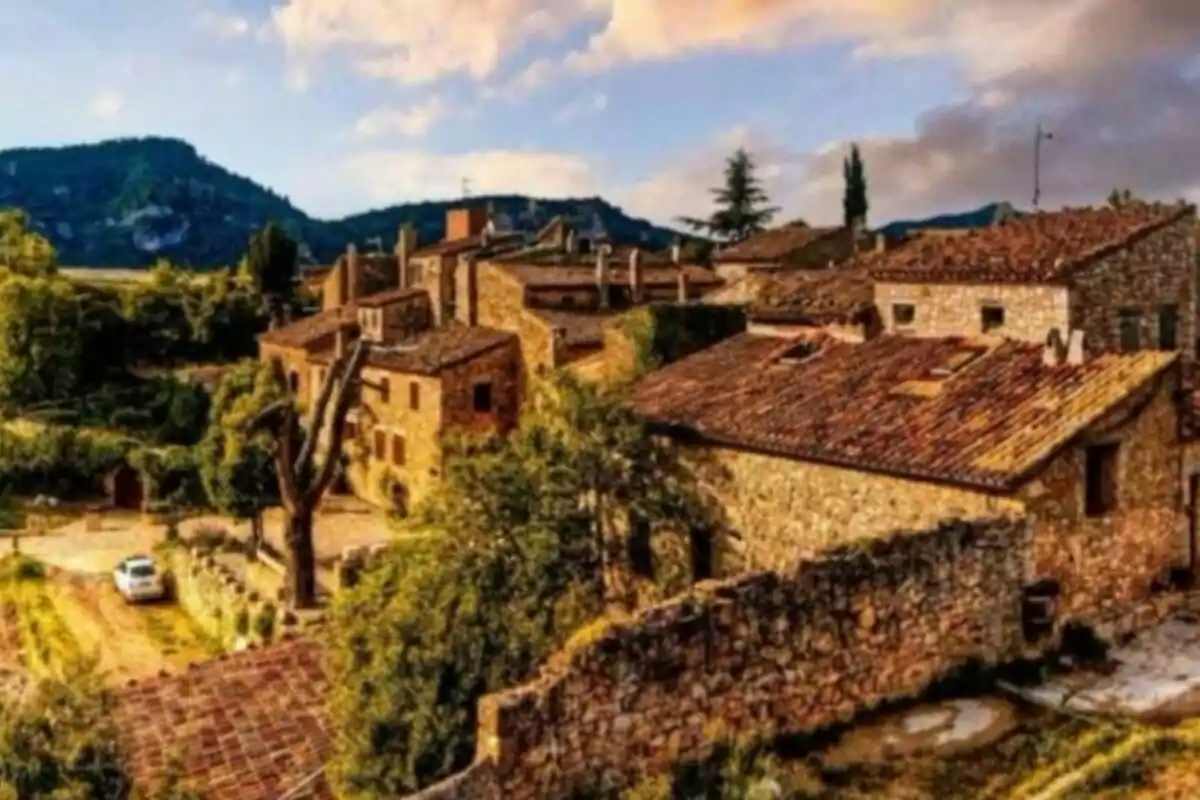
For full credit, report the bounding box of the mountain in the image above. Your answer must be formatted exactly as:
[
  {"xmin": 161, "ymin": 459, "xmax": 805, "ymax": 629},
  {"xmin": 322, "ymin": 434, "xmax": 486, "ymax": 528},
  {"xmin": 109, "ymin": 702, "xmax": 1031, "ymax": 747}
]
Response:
[
  {"xmin": 0, "ymin": 137, "xmax": 688, "ymax": 269},
  {"xmin": 878, "ymin": 202, "xmax": 1022, "ymax": 240}
]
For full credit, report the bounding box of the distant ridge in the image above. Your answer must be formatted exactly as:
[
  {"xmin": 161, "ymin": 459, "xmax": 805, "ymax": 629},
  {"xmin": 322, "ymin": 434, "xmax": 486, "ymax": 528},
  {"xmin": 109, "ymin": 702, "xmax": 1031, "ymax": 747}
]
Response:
[{"xmin": 878, "ymin": 202, "xmax": 1021, "ymax": 239}]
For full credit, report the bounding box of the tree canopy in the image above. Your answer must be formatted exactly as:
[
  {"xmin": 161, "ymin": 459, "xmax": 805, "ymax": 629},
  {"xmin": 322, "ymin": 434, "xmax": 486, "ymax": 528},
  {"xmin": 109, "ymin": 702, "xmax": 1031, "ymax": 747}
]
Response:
[
  {"xmin": 842, "ymin": 143, "xmax": 869, "ymax": 229},
  {"xmin": 243, "ymin": 223, "xmax": 298, "ymax": 328},
  {"xmin": 678, "ymin": 148, "xmax": 779, "ymax": 243},
  {"xmin": 0, "ymin": 210, "xmax": 56, "ymax": 277},
  {"xmin": 327, "ymin": 372, "xmax": 722, "ymax": 797}
]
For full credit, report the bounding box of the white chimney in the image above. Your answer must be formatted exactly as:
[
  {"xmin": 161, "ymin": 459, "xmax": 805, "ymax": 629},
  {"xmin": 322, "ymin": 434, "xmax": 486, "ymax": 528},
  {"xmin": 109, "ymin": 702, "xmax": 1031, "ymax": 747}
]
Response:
[
  {"xmin": 671, "ymin": 238, "xmax": 682, "ymax": 265},
  {"xmin": 875, "ymin": 233, "xmax": 886, "ymax": 253},
  {"xmin": 629, "ymin": 248, "xmax": 644, "ymax": 304},
  {"xmin": 1043, "ymin": 328, "xmax": 1067, "ymax": 367},
  {"xmin": 596, "ymin": 247, "xmax": 610, "ymax": 309},
  {"xmin": 677, "ymin": 269, "xmax": 689, "ymax": 304},
  {"xmin": 1066, "ymin": 329, "xmax": 1086, "ymax": 366}
]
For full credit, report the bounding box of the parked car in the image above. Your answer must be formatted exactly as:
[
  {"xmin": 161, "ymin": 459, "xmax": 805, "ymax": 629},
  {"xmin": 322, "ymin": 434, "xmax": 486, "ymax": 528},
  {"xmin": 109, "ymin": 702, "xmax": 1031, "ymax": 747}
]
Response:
[{"xmin": 113, "ymin": 555, "xmax": 166, "ymax": 603}]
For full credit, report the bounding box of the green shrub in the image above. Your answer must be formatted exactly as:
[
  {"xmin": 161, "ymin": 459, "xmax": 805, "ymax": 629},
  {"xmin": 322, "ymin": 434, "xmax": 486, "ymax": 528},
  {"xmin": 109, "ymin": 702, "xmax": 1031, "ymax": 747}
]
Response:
[
  {"xmin": 0, "ymin": 554, "xmax": 45, "ymax": 582},
  {"xmin": 234, "ymin": 608, "xmax": 251, "ymax": 637},
  {"xmin": 253, "ymin": 602, "xmax": 276, "ymax": 640},
  {"xmin": 0, "ymin": 422, "xmax": 130, "ymax": 499}
]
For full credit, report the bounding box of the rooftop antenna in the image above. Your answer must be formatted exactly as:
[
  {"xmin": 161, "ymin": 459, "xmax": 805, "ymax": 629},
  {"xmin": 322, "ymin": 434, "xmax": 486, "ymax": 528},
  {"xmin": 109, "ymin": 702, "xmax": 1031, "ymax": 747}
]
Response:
[{"xmin": 1033, "ymin": 121, "xmax": 1054, "ymax": 210}]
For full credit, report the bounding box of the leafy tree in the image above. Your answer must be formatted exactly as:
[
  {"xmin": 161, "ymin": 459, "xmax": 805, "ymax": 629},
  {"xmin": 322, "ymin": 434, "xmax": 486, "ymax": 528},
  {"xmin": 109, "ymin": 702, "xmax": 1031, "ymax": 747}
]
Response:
[
  {"xmin": 0, "ymin": 210, "xmax": 56, "ymax": 277},
  {"xmin": 0, "ymin": 658, "xmax": 127, "ymax": 799},
  {"xmin": 327, "ymin": 372, "xmax": 720, "ymax": 797},
  {"xmin": 842, "ymin": 143, "xmax": 868, "ymax": 229},
  {"xmin": 1107, "ymin": 187, "xmax": 1144, "ymax": 208},
  {"xmin": 257, "ymin": 342, "xmax": 369, "ymax": 608},
  {"xmin": 244, "ymin": 223, "xmax": 298, "ymax": 329},
  {"xmin": 198, "ymin": 361, "xmax": 283, "ymax": 552},
  {"xmin": 678, "ymin": 148, "xmax": 779, "ymax": 243}
]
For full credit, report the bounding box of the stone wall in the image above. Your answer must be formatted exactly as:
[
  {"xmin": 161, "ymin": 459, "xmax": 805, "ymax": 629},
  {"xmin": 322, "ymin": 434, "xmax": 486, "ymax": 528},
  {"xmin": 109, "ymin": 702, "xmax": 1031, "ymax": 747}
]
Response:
[
  {"xmin": 684, "ymin": 444, "xmax": 1022, "ymax": 574},
  {"xmin": 873, "ymin": 281, "xmax": 1069, "ymax": 342},
  {"xmin": 413, "ymin": 517, "xmax": 1030, "ymax": 799},
  {"xmin": 168, "ymin": 548, "xmax": 287, "ymax": 648},
  {"xmin": 475, "ymin": 264, "xmax": 557, "ymax": 375},
  {"xmin": 1069, "ymin": 214, "xmax": 1197, "ymax": 358}
]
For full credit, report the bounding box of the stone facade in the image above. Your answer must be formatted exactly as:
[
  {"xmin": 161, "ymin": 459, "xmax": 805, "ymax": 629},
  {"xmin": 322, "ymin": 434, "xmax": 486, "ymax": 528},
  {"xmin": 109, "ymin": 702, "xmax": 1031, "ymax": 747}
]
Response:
[
  {"xmin": 874, "ymin": 282, "xmax": 1069, "ymax": 341},
  {"xmin": 475, "ymin": 263, "xmax": 558, "ymax": 375},
  {"xmin": 413, "ymin": 517, "xmax": 1032, "ymax": 799}
]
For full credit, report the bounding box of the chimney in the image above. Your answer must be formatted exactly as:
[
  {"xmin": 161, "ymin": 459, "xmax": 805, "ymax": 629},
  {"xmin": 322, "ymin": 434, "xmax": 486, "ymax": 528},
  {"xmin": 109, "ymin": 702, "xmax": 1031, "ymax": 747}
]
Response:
[
  {"xmin": 1043, "ymin": 328, "xmax": 1067, "ymax": 367},
  {"xmin": 875, "ymin": 233, "xmax": 886, "ymax": 253},
  {"xmin": 671, "ymin": 238, "xmax": 682, "ymax": 265},
  {"xmin": 595, "ymin": 247, "xmax": 610, "ymax": 309},
  {"xmin": 677, "ymin": 269, "xmax": 690, "ymax": 304},
  {"xmin": 345, "ymin": 243, "xmax": 361, "ymax": 302},
  {"xmin": 396, "ymin": 225, "xmax": 417, "ymax": 289},
  {"xmin": 334, "ymin": 326, "xmax": 347, "ymax": 359},
  {"xmin": 629, "ymin": 248, "xmax": 644, "ymax": 304},
  {"xmin": 1066, "ymin": 329, "xmax": 1086, "ymax": 365},
  {"xmin": 565, "ymin": 228, "xmax": 578, "ymax": 257}
]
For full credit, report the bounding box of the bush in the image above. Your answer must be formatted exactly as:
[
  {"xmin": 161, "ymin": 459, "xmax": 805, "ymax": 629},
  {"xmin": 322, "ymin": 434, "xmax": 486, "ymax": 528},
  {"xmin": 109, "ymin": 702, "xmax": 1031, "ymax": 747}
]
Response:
[
  {"xmin": 253, "ymin": 602, "xmax": 276, "ymax": 640},
  {"xmin": 0, "ymin": 554, "xmax": 45, "ymax": 582},
  {"xmin": 234, "ymin": 607, "xmax": 251, "ymax": 637},
  {"xmin": 0, "ymin": 421, "xmax": 130, "ymax": 499},
  {"xmin": 185, "ymin": 526, "xmax": 230, "ymax": 555}
]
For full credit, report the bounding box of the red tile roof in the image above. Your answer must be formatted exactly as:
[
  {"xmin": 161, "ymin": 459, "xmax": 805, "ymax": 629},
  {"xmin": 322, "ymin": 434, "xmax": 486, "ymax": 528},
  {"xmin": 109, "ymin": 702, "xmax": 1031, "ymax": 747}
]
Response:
[
  {"xmin": 494, "ymin": 261, "xmax": 720, "ymax": 289},
  {"xmin": 312, "ymin": 323, "xmax": 516, "ymax": 375},
  {"xmin": 631, "ymin": 333, "xmax": 1176, "ymax": 490},
  {"xmin": 866, "ymin": 203, "xmax": 1194, "ymax": 285},
  {"xmin": 410, "ymin": 231, "xmax": 524, "ymax": 259},
  {"xmin": 259, "ymin": 304, "xmax": 359, "ymax": 350},
  {"xmin": 732, "ymin": 267, "xmax": 877, "ymax": 326},
  {"xmin": 112, "ymin": 638, "xmax": 333, "ymax": 800},
  {"xmin": 713, "ymin": 223, "xmax": 844, "ymax": 264},
  {"xmin": 529, "ymin": 308, "xmax": 617, "ymax": 348}
]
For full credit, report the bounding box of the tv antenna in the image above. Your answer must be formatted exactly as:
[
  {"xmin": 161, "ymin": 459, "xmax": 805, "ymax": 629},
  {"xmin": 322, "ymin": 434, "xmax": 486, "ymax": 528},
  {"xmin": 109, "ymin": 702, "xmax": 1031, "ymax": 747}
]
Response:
[{"xmin": 1032, "ymin": 121, "xmax": 1054, "ymax": 210}]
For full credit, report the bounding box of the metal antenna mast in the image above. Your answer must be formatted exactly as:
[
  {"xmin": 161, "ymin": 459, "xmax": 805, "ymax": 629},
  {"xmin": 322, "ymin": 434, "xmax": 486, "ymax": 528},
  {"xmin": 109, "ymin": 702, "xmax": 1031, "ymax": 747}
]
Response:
[{"xmin": 1033, "ymin": 121, "xmax": 1054, "ymax": 210}]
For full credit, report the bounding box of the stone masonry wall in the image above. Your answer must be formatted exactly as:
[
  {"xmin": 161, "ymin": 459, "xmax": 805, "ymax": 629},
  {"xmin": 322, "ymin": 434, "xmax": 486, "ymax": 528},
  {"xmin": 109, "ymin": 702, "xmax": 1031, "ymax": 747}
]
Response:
[
  {"xmin": 1069, "ymin": 214, "xmax": 1198, "ymax": 358},
  {"xmin": 168, "ymin": 548, "xmax": 285, "ymax": 648},
  {"xmin": 476, "ymin": 264, "xmax": 557, "ymax": 375},
  {"xmin": 432, "ymin": 517, "xmax": 1029, "ymax": 799},
  {"xmin": 1022, "ymin": 370, "xmax": 1185, "ymax": 625},
  {"xmin": 683, "ymin": 444, "xmax": 1022, "ymax": 574},
  {"xmin": 874, "ymin": 282, "xmax": 1069, "ymax": 342}
]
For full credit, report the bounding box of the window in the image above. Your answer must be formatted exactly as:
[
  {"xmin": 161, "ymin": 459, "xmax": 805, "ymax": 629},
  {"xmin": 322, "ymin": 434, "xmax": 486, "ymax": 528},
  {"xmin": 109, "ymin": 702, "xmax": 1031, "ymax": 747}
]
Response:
[
  {"xmin": 391, "ymin": 434, "xmax": 406, "ymax": 466},
  {"xmin": 1118, "ymin": 309, "xmax": 1141, "ymax": 353},
  {"xmin": 409, "ymin": 382, "xmax": 420, "ymax": 411},
  {"xmin": 379, "ymin": 377, "xmax": 390, "ymax": 403},
  {"xmin": 373, "ymin": 430, "xmax": 386, "ymax": 459},
  {"xmin": 628, "ymin": 516, "xmax": 653, "ymax": 579},
  {"xmin": 892, "ymin": 303, "xmax": 916, "ymax": 327},
  {"xmin": 1084, "ymin": 443, "xmax": 1119, "ymax": 517},
  {"xmin": 1159, "ymin": 304, "xmax": 1179, "ymax": 350},
  {"xmin": 981, "ymin": 304, "xmax": 1005, "ymax": 333},
  {"xmin": 473, "ymin": 382, "xmax": 493, "ymax": 413},
  {"xmin": 344, "ymin": 421, "xmax": 358, "ymax": 441},
  {"xmin": 287, "ymin": 371, "xmax": 299, "ymax": 394}
]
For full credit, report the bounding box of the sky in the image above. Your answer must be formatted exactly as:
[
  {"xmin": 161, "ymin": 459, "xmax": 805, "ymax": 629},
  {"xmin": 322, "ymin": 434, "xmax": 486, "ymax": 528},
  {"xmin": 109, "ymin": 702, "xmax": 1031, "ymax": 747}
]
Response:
[{"xmin": 1, "ymin": 0, "xmax": 1199, "ymax": 228}]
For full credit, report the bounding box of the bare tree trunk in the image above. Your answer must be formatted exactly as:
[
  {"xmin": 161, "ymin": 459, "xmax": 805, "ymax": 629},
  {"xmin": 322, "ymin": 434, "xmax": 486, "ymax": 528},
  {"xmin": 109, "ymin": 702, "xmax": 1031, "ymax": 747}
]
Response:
[
  {"xmin": 249, "ymin": 513, "xmax": 264, "ymax": 556},
  {"xmin": 286, "ymin": 508, "xmax": 318, "ymax": 609}
]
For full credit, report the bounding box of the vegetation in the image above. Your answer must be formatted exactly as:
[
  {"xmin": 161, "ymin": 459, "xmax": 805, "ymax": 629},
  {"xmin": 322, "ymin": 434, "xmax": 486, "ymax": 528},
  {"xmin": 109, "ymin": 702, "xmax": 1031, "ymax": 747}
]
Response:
[
  {"xmin": 1107, "ymin": 187, "xmax": 1145, "ymax": 208},
  {"xmin": 327, "ymin": 372, "xmax": 721, "ymax": 797},
  {"xmin": 243, "ymin": 222, "xmax": 298, "ymax": 329},
  {"xmin": 0, "ymin": 136, "xmax": 689, "ymax": 268},
  {"xmin": 842, "ymin": 143, "xmax": 869, "ymax": 229},
  {"xmin": 0, "ymin": 209, "xmax": 56, "ymax": 277},
  {"xmin": 678, "ymin": 148, "xmax": 779, "ymax": 243},
  {"xmin": 618, "ymin": 304, "xmax": 747, "ymax": 377}
]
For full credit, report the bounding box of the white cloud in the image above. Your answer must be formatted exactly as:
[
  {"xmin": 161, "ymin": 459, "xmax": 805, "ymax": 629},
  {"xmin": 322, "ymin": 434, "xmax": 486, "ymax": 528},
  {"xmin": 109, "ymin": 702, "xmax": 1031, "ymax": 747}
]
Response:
[
  {"xmin": 353, "ymin": 97, "xmax": 446, "ymax": 139},
  {"xmin": 552, "ymin": 91, "xmax": 608, "ymax": 124},
  {"xmin": 194, "ymin": 10, "xmax": 251, "ymax": 38},
  {"xmin": 345, "ymin": 148, "xmax": 598, "ymax": 206},
  {"xmin": 86, "ymin": 90, "xmax": 124, "ymax": 120}
]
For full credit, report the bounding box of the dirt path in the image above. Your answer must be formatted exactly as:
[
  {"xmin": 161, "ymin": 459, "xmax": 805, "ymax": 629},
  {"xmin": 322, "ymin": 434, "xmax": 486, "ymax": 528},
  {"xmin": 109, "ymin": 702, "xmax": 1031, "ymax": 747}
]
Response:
[{"xmin": 48, "ymin": 572, "xmax": 220, "ymax": 686}]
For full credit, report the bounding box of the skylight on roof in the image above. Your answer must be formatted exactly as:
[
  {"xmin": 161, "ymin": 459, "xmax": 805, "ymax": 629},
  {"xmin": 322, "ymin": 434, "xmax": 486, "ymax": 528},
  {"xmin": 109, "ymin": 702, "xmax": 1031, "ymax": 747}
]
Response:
[
  {"xmin": 778, "ymin": 340, "xmax": 823, "ymax": 364},
  {"xmin": 926, "ymin": 347, "xmax": 986, "ymax": 379}
]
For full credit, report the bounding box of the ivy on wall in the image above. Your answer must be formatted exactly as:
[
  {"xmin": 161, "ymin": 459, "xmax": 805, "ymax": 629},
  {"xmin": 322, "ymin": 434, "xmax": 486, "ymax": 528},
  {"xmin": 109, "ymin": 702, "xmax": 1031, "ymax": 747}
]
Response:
[{"xmin": 618, "ymin": 304, "xmax": 747, "ymax": 377}]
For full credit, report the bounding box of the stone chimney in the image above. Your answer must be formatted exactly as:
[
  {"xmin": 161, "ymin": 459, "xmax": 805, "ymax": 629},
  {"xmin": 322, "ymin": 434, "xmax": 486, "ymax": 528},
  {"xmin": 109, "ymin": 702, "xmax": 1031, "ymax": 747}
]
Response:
[
  {"xmin": 671, "ymin": 238, "xmax": 682, "ymax": 265},
  {"xmin": 875, "ymin": 233, "xmax": 886, "ymax": 253},
  {"xmin": 677, "ymin": 269, "xmax": 689, "ymax": 304},
  {"xmin": 1066, "ymin": 329, "xmax": 1086, "ymax": 366},
  {"xmin": 596, "ymin": 247, "xmax": 611, "ymax": 309},
  {"xmin": 1043, "ymin": 328, "xmax": 1067, "ymax": 367},
  {"xmin": 565, "ymin": 228, "xmax": 578, "ymax": 258},
  {"xmin": 396, "ymin": 225, "xmax": 417, "ymax": 289},
  {"xmin": 629, "ymin": 248, "xmax": 645, "ymax": 304},
  {"xmin": 334, "ymin": 326, "xmax": 347, "ymax": 359},
  {"xmin": 345, "ymin": 244, "xmax": 362, "ymax": 302}
]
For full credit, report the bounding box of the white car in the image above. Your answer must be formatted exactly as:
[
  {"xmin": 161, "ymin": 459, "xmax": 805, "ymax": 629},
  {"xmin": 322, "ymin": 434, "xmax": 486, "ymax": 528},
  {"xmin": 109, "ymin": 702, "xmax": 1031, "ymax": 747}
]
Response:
[{"xmin": 113, "ymin": 555, "xmax": 166, "ymax": 603}]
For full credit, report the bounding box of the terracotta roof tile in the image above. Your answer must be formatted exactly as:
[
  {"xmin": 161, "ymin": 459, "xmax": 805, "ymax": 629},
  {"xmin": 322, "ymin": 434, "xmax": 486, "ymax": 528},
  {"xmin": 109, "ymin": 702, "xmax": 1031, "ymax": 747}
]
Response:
[
  {"xmin": 259, "ymin": 304, "xmax": 359, "ymax": 350},
  {"xmin": 631, "ymin": 333, "xmax": 1177, "ymax": 490},
  {"xmin": 313, "ymin": 323, "xmax": 515, "ymax": 375},
  {"xmin": 866, "ymin": 203, "xmax": 1194, "ymax": 284},
  {"xmin": 112, "ymin": 639, "xmax": 332, "ymax": 800},
  {"xmin": 410, "ymin": 231, "xmax": 524, "ymax": 259},
  {"xmin": 494, "ymin": 261, "xmax": 719, "ymax": 289},
  {"xmin": 713, "ymin": 223, "xmax": 844, "ymax": 264},
  {"xmin": 739, "ymin": 267, "xmax": 877, "ymax": 325},
  {"xmin": 529, "ymin": 309, "xmax": 618, "ymax": 348},
  {"xmin": 355, "ymin": 286, "xmax": 428, "ymax": 308}
]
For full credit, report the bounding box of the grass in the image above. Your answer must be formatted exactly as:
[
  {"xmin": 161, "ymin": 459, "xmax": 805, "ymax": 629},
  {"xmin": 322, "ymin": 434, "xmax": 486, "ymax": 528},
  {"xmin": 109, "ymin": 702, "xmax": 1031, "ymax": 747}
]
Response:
[
  {"xmin": 139, "ymin": 603, "xmax": 223, "ymax": 661},
  {"xmin": 0, "ymin": 555, "xmax": 84, "ymax": 679}
]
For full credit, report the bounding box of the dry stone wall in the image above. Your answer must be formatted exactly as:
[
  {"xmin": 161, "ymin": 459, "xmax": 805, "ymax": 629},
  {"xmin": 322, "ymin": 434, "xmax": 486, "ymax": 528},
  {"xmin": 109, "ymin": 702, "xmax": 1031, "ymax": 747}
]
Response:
[
  {"xmin": 411, "ymin": 516, "xmax": 1030, "ymax": 799},
  {"xmin": 168, "ymin": 548, "xmax": 290, "ymax": 648}
]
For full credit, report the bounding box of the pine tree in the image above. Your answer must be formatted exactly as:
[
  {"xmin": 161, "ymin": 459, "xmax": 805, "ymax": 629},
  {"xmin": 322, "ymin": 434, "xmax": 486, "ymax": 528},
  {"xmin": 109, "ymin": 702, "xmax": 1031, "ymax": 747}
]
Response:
[
  {"xmin": 842, "ymin": 144, "xmax": 869, "ymax": 229},
  {"xmin": 678, "ymin": 148, "xmax": 779, "ymax": 243}
]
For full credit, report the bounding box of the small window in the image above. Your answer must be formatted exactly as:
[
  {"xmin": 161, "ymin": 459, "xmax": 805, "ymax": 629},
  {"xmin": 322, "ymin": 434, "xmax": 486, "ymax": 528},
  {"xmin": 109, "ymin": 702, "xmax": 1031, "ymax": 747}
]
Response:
[
  {"xmin": 409, "ymin": 382, "xmax": 420, "ymax": 411},
  {"xmin": 287, "ymin": 371, "xmax": 300, "ymax": 394},
  {"xmin": 391, "ymin": 434, "xmax": 406, "ymax": 466},
  {"xmin": 1159, "ymin": 304, "xmax": 1179, "ymax": 350},
  {"xmin": 892, "ymin": 303, "xmax": 916, "ymax": 327},
  {"xmin": 473, "ymin": 382, "xmax": 493, "ymax": 413},
  {"xmin": 1118, "ymin": 309, "xmax": 1141, "ymax": 353},
  {"xmin": 1084, "ymin": 442, "xmax": 1119, "ymax": 517},
  {"xmin": 373, "ymin": 430, "xmax": 386, "ymax": 459},
  {"xmin": 344, "ymin": 421, "xmax": 358, "ymax": 441},
  {"xmin": 379, "ymin": 377, "xmax": 390, "ymax": 403},
  {"xmin": 981, "ymin": 304, "xmax": 1005, "ymax": 333}
]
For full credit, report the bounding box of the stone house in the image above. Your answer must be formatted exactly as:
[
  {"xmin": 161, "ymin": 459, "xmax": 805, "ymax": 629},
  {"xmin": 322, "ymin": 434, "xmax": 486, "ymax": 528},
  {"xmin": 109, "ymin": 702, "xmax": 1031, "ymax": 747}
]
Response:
[
  {"xmin": 711, "ymin": 221, "xmax": 863, "ymax": 282},
  {"xmin": 258, "ymin": 286, "xmax": 520, "ymax": 512},
  {"xmin": 631, "ymin": 329, "xmax": 1183, "ymax": 632},
  {"xmin": 866, "ymin": 203, "xmax": 1198, "ymax": 358}
]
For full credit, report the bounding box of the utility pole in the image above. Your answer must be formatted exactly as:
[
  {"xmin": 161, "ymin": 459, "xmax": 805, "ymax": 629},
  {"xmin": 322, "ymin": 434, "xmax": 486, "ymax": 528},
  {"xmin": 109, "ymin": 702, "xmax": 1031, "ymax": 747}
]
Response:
[{"xmin": 1032, "ymin": 122, "xmax": 1054, "ymax": 210}]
